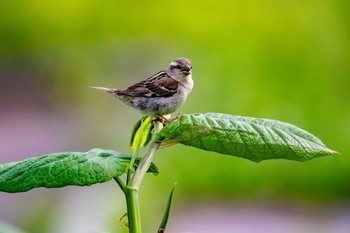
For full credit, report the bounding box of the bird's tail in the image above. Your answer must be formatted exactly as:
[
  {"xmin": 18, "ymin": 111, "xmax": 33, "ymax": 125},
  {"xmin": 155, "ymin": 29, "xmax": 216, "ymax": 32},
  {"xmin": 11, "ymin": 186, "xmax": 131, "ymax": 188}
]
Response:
[{"xmin": 90, "ymin": 86, "xmax": 116, "ymax": 94}]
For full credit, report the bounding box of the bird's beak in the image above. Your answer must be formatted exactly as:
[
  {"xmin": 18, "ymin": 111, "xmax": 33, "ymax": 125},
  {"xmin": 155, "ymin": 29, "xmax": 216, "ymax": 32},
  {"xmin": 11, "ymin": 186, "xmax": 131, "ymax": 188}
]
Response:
[
  {"xmin": 184, "ymin": 65, "xmax": 191, "ymax": 72},
  {"xmin": 182, "ymin": 65, "xmax": 191, "ymax": 75}
]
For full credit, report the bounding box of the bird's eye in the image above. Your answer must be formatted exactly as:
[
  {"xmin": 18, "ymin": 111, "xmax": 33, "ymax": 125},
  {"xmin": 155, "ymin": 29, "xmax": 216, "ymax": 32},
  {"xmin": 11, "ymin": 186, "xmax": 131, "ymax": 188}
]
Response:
[{"xmin": 170, "ymin": 64, "xmax": 182, "ymax": 70}]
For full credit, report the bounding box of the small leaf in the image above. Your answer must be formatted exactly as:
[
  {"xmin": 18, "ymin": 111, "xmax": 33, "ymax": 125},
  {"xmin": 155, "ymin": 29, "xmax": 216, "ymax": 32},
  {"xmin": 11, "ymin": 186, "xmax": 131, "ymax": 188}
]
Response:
[
  {"xmin": 0, "ymin": 148, "xmax": 158, "ymax": 193},
  {"xmin": 159, "ymin": 113, "xmax": 338, "ymax": 162},
  {"xmin": 130, "ymin": 116, "xmax": 154, "ymax": 150},
  {"xmin": 158, "ymin": 183, "xmax": 177, "ymax": 233}
]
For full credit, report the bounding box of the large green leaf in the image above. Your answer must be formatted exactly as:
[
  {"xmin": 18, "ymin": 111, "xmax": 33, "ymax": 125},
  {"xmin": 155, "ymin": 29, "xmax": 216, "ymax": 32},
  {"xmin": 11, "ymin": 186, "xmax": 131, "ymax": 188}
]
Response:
[
  {"xmin": 159, "ymin": 113, "xmax": 338, "ymax": 162},
  {"xmin": 0, "ymin": 148, "xmax": 158, "ymax": 193}
]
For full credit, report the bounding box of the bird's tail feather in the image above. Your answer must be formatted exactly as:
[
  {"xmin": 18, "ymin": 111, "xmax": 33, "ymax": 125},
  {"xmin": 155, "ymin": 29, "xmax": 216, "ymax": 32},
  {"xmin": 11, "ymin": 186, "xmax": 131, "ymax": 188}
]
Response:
[{"xmin": 90, "ymin": 86, "xmax": 116, "ymax": 93}]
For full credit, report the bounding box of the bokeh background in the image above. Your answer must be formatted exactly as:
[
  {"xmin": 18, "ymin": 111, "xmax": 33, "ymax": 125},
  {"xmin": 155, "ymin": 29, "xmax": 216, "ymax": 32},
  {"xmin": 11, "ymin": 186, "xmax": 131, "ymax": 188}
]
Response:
[{"xmin": 0, "ymin": 1, "xmax": 349, "ymax": 232}]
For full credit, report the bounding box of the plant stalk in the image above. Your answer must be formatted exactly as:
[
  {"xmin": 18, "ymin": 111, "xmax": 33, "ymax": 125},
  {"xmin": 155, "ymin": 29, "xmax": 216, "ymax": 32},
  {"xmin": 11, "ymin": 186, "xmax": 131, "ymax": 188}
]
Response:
[
  {"xmin": 124, "ymin": 119, "xmax": 164, "ymax": 233},
  {"xmin": 125, "ymin": 187, "xmax": 142, "ymax": 233},
  {"xmin": 131, "ymin": 120, "xmax": 163, "ymax": 189},
  {"xmin": 127, "ymin": 118, "xmax": 145, "ymax": 185}
]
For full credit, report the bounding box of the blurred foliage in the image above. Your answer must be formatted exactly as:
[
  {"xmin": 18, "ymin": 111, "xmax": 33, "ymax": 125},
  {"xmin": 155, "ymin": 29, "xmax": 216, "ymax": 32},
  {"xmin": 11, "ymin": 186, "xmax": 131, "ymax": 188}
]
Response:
[{"xmin": 1, "ymin": 0, "xmax": 349, "ymax": 232}]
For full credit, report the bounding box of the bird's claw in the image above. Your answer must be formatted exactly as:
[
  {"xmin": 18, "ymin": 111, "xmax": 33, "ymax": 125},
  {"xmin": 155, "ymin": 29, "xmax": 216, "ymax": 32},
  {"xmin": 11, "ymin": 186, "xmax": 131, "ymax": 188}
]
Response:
[
  {"xmin": 152, "ymin": 116, "xmax": 169, "ymax": 125},
  {"xmin": 152, "ymin": 113, "xmax": 183, "ymax": 125},
  {"xmin": 173, "ymin": 112, "xmax": 183, "ymax": 120}
]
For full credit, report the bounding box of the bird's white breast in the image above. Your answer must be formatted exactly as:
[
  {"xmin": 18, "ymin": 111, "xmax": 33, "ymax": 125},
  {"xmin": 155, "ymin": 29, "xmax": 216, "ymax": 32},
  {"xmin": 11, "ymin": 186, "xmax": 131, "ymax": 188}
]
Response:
[{"xmin": 184, "ymin": 74, "xmax": 194, "ymax": 91}]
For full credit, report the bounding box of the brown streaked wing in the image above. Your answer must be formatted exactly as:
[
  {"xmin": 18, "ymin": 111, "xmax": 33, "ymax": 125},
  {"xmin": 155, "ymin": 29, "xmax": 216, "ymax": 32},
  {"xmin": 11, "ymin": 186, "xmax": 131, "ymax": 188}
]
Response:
[
  {"xmin": 117, "ymin": 80, "xmax": 149, "ymax": 96},
  {"xmin": 117, "ymin": 71, "xmax": 178, "ymax": 97},
  {"xmin": 145, "ymin": 73, "xmax": 178, "ymax": 97},
  {"xmin": 116, "ymin": 71, "xmax": 166, "ymax": 96}
]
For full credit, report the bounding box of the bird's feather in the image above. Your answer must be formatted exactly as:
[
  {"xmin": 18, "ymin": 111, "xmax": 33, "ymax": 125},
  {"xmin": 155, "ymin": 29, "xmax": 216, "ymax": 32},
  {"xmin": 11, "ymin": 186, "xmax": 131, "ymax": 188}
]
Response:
[{"xmin": 117, "ymin": 71, "xmax": 178, "ymax": 98}]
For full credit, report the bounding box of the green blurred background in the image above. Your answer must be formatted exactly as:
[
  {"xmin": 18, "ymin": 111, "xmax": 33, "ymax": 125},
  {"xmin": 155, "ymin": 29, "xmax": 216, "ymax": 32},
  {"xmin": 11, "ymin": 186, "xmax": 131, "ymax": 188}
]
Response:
[{"xmin": 0, "ymin": 0, "xmax": 349, "ymax": 232}]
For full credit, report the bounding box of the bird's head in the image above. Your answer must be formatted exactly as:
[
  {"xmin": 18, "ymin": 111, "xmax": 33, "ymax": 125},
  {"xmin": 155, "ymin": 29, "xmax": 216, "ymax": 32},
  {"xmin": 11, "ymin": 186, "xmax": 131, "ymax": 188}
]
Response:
[{"xmin": 168, "ymin": 58, "xmax": 192, "ymax": 80}]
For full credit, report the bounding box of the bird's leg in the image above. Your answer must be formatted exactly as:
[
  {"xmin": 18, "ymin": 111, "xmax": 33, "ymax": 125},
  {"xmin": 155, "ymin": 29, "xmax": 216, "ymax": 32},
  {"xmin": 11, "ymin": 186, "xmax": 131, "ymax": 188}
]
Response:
[
  {"xmin": 172, "ymin": 112, "xmax": 183, "ymax": 121},
  {"xmin": 152, "ymin": 116, "xmax": 170, "ymax": 125},
  {"xmin": 152, "ymin": 113, "xmax": 183, "ymax": 125}
]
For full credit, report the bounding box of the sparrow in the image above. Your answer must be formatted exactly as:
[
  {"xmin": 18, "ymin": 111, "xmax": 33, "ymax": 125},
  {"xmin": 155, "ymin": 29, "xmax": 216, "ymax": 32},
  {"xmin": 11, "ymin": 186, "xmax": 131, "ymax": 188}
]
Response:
[{"xmin": 91, "ymin": 57, "xmax": 193, "ymax": 119}]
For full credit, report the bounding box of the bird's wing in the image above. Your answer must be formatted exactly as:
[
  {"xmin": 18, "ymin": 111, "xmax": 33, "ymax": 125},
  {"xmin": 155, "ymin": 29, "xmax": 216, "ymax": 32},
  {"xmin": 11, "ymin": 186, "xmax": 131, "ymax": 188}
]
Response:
[{"xmin": 117, "ymin": 71, "xmax": 178, "ymax": 97}]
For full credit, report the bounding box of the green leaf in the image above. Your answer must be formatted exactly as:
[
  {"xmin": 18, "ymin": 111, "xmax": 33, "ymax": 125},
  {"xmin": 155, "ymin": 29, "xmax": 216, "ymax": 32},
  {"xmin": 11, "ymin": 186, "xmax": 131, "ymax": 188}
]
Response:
[
  {"xmin": 0, "ymin": 148, "xmax": 158, "ymax": 193},
  {"xmin": 158, "ymin": 183, "xmax": 177, "ymax": 233},
  {"xmin": 159, "ymin": 113, "xmax": 338, "ymax": 162},
  {"xmin": 130, "ymin": 116, "xmax": 153, "ymax": 151}
]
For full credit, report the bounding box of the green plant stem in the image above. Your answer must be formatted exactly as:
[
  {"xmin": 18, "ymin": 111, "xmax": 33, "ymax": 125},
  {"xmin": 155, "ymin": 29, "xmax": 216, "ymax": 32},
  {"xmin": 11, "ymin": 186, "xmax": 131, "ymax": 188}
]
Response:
[
  {"xmin": 125, "ymin": 187, "xmax": 142, "ymax": 233},
  {"xmin": 131, "ymin": 121, "xmax": 163, "ymax": 189},
  {"xmin": 114, "ymin": 177, "xmax": 125, "ymax": 191},
  {"xmin": 124, "ymin": 120, "xmax": 164, "ymax": 233},
  {"xmin": 127, "ymin": 120, "xmax": 144, "ymax": 185}
]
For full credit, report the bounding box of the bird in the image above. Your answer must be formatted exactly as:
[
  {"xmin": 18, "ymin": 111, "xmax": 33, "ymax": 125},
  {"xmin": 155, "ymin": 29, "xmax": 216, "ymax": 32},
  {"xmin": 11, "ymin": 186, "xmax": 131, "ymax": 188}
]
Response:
[{"xmin": 91, "ymin": 57, "xmax": 193, "ymax": 121}]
